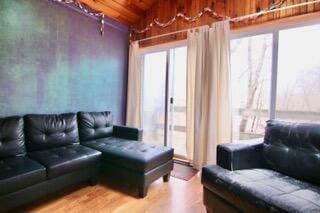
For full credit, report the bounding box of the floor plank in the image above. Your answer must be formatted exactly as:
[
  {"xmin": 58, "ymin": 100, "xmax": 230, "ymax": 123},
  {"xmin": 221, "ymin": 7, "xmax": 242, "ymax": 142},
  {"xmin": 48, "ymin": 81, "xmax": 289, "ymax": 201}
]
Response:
[{"xmin": 21, "ymin": 174, "xmax": 205, "ymax": 213}]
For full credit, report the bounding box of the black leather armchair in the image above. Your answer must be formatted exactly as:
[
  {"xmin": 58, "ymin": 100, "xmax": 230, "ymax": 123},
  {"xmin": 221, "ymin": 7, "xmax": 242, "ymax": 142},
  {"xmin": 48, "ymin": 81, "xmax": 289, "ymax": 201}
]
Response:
[{"xmin": 202, "ymin": 120, "xmax": 320, "ymax": 213}]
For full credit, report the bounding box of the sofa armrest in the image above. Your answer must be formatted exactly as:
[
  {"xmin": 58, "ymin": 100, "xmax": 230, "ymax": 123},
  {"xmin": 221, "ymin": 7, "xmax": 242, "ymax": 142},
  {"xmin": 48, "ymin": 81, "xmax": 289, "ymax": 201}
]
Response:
[
  {"xmin": 113, "ymin": 125, "xmax": 143, "ymax": 141},
  {"xmin": 217, "ymin": 138, "xmax": 266, "ymax": 171}
]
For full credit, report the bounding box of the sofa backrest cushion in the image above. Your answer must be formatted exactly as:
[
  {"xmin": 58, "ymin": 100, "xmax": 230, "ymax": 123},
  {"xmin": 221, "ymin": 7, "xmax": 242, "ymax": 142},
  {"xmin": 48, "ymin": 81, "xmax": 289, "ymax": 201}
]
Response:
[
  {"xmin": 77, "ymin": 111, "xmax": 113, "ymax": 141},
  {"xmin": 0, "ymin": 116, "xmax": 25, "ymax": 158},
  {"xmin": 263, "ymin": 120, "xmax": 320, "ymax": 185},
  {"xmin": 24, "ymin": 113, "xmax": 79, "ymax": 151}
]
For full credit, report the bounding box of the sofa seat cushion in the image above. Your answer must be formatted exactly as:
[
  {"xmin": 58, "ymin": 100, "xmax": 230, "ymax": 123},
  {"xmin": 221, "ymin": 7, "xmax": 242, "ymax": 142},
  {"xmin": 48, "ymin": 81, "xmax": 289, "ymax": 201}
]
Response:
[
  {"xmin": 82, "ymin": 137, "xmax": 173, "ymax": 173},
  {"xmin": 28, "ymin": 144, "xmax": 101, "ymax": 178},
  {"xmin": 202, "ymin": 165, "xmax": 320, "ymax": 213},
  {"xmin": 0, "ymin": 156, "xmax": 46, "ymax": 196}
]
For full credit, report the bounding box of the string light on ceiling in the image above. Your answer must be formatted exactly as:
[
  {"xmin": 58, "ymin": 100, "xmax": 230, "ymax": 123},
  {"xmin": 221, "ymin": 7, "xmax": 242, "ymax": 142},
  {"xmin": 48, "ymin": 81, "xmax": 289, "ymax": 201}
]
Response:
[
  {"xmin": 50, "ymin": 0, "xmax": 320, "ymax": 38},
  {"xmin": 130, "ymin": 0, "xmax": 287, "ymax": 35}
]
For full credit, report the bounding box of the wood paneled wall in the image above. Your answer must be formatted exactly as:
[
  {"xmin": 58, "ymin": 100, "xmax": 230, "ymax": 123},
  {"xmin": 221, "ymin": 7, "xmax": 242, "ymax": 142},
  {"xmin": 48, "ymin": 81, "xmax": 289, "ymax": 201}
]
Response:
[{"xmin": 133, "ymin": 0, "xmax": 320, "ymax": 46}]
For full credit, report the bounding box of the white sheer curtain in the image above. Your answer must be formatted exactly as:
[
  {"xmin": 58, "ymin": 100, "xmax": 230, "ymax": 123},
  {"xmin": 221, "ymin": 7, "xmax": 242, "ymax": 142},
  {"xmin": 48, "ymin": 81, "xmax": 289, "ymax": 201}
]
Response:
[
  {"xmin": 126, "ymin": 41, "xmax": 142, "ymax": 128},
  {"xmin": 186, "ymin": 21, "xmax": 232, "ymax": 169}
]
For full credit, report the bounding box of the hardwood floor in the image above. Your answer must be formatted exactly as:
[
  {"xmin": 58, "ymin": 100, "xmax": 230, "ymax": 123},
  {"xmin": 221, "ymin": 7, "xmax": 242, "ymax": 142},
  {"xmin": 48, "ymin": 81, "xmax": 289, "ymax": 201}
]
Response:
[{"xmin": 20, "ymin": 174, "xmax": 205, "ymax": 213}]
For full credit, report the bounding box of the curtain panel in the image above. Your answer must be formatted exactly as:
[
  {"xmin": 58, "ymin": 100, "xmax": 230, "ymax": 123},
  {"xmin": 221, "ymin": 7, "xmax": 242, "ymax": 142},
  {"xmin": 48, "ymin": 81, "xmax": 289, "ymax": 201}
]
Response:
[
  {"xmin": 126, "ymin": 41, "xmax": 142, "ymax": 128},
  {"xmin": 186, "ymin": 21, "xmax": 232, "ymax": 169}
]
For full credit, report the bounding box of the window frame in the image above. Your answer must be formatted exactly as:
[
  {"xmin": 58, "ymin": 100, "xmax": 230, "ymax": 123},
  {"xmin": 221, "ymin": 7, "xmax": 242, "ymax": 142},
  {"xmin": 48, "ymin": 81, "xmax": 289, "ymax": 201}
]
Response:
[
  {"xmin": 139, "ymin": 40, "xmax": 187, "ymax": 55},
  {"xmin": 230, "ymin": 18, "xmax": 320, "ymax": 126},
  {"xmin": 139, "ymin": 15, "xmax": 320, "ymax": 142}
]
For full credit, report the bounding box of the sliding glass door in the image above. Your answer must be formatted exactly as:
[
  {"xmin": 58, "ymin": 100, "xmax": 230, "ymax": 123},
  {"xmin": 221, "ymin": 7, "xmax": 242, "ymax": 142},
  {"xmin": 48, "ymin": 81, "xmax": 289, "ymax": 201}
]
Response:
[
  {"xmin": 142, "ymin": 46, "xmax": 187, "ymax": 158},
  {"xmin": 142, "ymin": 51, "xmax": 167, "ymax": 147},
  {"xmin": 168, "ymin": 47, "xmax": 187, "ymax": 157}
]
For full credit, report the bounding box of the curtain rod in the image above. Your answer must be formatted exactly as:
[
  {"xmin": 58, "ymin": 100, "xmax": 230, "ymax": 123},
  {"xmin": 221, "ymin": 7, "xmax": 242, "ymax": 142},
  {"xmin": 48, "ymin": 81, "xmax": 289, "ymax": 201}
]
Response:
[{"xmin": 137, "ymin": 0, "xmax": 320, "ymax": 43}]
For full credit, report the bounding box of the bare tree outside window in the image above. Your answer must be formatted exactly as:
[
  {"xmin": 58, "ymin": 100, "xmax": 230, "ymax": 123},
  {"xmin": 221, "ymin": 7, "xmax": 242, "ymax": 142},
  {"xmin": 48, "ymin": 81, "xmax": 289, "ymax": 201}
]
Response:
[
  {"xmin": 231, "ymin": 34, "xmax": 272, "ymax": 140},
  {"xmin": 231, "ymin": 24, "xmax": 320, "ymax": 141}
]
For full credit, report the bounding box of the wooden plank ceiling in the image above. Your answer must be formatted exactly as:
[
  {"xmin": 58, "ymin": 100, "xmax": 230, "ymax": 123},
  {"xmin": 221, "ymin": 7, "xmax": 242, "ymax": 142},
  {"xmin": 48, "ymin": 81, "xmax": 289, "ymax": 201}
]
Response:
[{"xmin": 78, "ymin": 0, "xmax": 157, "ymax": 25}]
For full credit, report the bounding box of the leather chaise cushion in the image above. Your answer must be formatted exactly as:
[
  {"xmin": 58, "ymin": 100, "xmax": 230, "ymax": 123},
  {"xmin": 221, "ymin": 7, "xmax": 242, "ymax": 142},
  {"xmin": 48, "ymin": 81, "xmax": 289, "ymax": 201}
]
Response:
[
  {"xmin": 28, "ymin": 144, "xmax": 101, "ymax": 178},
  {"xmin": 0, "ymin": 116, "xmax": 25, "ymax": 158},
  {"xmin": 77, "ymin": 111, "xmax": 113, "ymax": 141},
  {"xmin": 0, "ymin": 156, "xmax": 46, "ymax": 196},
  {"xmin": 24, "ymin": 113, "xmax": 79, "ymax": 151},
  {"xmin": 263, "ymin": 120, "xmax": 320, "ymax": 185},
  {"xmin": 82, "ymin": 137, "xmax": 173, "ymax": 173},
  {"xmin": 202, "ymin": 165, "xmax": 320, "ymax": 213}
]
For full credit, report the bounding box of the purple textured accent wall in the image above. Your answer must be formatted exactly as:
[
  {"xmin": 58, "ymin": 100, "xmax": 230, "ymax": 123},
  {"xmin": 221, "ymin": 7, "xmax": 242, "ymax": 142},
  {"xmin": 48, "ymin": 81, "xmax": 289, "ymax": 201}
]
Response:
[{"xmin": 0, "ymin": 0, "xmax": 129, "ymax": 124}]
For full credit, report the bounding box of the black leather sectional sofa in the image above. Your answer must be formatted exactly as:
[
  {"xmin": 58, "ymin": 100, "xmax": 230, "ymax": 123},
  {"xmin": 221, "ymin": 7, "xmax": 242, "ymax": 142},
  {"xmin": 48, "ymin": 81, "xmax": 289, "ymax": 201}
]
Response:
[
  {"xmin": 202, "ymin": 120, "xmax": 320, "ymax": 213},
  {"xmin": 0, "ymin": 111, "xmax": 173, "ymax": 212}
]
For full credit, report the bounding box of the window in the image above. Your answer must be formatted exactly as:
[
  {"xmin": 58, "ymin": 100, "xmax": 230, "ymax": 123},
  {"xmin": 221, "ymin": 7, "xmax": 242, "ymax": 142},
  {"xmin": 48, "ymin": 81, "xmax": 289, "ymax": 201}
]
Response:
[
  {"xmin": 276, "ymin": 24, "xmax": 320, "ymax": 123},
  {"xmin": 231, "ymin": 23, "xmax": 320, "ymax": 141},
  {"xmin": 231, "ymin": 34, "xmax": 273, "ymax": 140}
]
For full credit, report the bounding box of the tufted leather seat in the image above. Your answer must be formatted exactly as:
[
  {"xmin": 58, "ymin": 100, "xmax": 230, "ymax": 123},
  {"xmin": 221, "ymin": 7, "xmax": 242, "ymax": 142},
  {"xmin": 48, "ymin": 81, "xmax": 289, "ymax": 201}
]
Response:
[
  {"xmin": 28, "ymin": 144, "xmax": 101, "ymax": 178},
  {"xmin": 0, "ymin": 156, "xmax": 46, "ymax": 196},
  {"xmin": 202, "ymin": 165, "xmax": 320, "ymax": 213},
  {"xmin": 82, "ymin": 137, "xmax": 173, "ymax": 173}
]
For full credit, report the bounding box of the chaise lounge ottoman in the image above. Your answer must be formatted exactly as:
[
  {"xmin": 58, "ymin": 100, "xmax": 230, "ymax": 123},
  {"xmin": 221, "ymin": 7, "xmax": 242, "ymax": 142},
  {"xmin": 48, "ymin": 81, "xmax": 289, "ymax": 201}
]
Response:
[{"xmin": 77, "ymin": 111, "xmax": 174, "ymax": 197}]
